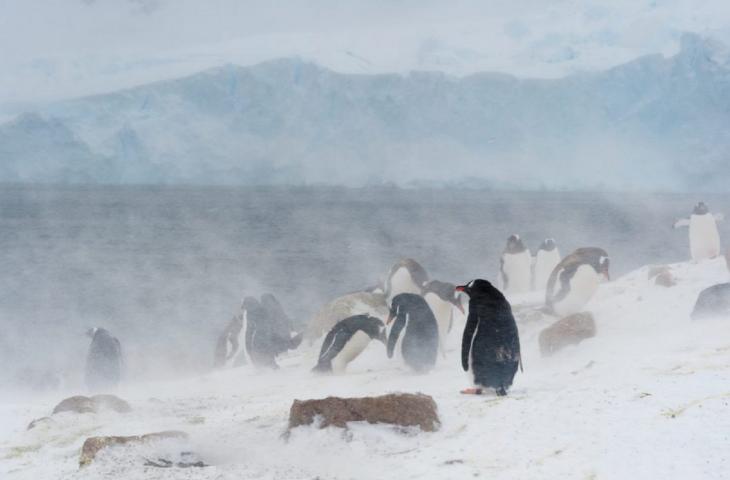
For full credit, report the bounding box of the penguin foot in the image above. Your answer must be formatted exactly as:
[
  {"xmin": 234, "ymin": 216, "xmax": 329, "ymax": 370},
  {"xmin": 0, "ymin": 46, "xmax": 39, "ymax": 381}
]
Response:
[
  {"xmin": 460, "ymin": 388, "xmax": 483, "ymax": 395},
  {"xmin": 496, "ymin": 387, "xmax": 507, "ymax": 396}
]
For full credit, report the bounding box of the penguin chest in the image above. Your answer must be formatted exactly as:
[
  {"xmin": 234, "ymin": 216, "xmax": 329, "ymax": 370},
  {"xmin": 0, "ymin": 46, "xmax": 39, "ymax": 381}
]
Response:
[
  {"xmin": 501, "ymin": 251, "xmax": 532, "ymax": 294},
  {"xmin": 553, "ymin": 265, "xmax": 600, "ymax": 316},
  {"xmin": 388, "ymin": 267, "xmax": 421, "ymax": 303},
  {"xmin": 534, "ymin": 250, "xmax": 561, "ymax": 291},
  {"xmin": 331, "ymin": 331, "xmax": 371, "ymax": 373},
  {"xmin": 424, "ymin": 293, "xmax": 451, "ymax": 341},
  {"xmin": 689, "ymin": 214, "xmax": 721, "ymax": 260}
]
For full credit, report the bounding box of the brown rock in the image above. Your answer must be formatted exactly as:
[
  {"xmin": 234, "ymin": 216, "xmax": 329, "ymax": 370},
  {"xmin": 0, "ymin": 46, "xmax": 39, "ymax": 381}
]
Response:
[
  {"xmin": 79, "ymin": 431, "xmax": 188, "ymax": 467},
  {"xmin": 654, "ymin": 271, "xmax": 676, "ymax": 287},
  {"xmin": 288, "ymin": 393, "xmax": 439, "ymax": 432},
  {"xmin": 52, "ymin": 394, "xmax": 131, "ymax": 415},
  {"xmin": 539, "ymin": 312, "xmax": 596, "ymax": 356},
  {"xmin": 647, "ymin": 265, "xmax": 671, "ymax": 280}
]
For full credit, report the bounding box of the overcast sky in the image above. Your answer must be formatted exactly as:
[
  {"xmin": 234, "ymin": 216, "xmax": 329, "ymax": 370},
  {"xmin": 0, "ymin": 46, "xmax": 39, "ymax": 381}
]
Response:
[{"xmin": 2, "ymin": 0, "xmax": 730, "ymax": 106}]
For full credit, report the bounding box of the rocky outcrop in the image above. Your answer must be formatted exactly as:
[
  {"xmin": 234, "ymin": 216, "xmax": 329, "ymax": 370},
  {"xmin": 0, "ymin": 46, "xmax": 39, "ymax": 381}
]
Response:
[
  {"xmin": 289, "ymin": 393, "xmax": 439, "ymax": 432},
  {"xmin": 79, "ymin": 431, "xmax": 188, "ymax": 467},
  {"xmin": 52, "ymin": 394, "xmax": 131, "ymax": 415},
  {"xmin": 539, "ymin": 312, "xmax": 596, "ymax": 356}
]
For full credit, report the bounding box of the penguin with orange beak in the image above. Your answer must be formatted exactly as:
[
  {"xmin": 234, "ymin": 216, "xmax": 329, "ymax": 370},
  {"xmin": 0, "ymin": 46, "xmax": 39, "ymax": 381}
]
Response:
[
  {"xmin": 456, "ymin": 279, "xmax": 521, "ymax": 396},
  {"xmin": 386, "ymin": 293, "xmax": 439, "ymax": 373}
]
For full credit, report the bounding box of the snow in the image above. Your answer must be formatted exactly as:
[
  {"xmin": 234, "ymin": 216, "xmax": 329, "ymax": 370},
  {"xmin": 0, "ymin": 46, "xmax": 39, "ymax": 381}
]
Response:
[{"xmin": 2, "ymin": 257, "xmax": 729, "ymax": 479}]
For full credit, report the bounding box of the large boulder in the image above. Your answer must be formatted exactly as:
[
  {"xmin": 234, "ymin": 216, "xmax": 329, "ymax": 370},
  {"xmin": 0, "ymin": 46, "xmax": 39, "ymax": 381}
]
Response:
[
  {"xmin": 539, "ymin": 312, "xmax": 596, "ymax": 356},
  {"xmin": 79, "ymin": 431, "xmax": 188, "ymax": 467},
  {"xmin": 288, "ymin": 393, "xmax": 439, "ymax": 432},
  {"xmin": 52, "ymin": 394, "xmax": 131, "ymax": 415},
  {"xmin": 691, "ymin": 283, "xmax": 730, "ymax": 320}
]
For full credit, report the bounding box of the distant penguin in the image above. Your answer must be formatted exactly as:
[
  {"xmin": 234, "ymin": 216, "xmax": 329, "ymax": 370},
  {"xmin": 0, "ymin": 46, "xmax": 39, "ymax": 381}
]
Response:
[
  {"xmin": 306, "ymin": 290, "xmax": 389, "ymax": 342},
  {"xmin": 533, "ymin": 238, "xmax": 561, "ymax": 291},
  {"xmin": 85, "ymin": 327, "xmax": 123, "ymax": 391},
  {"xmin": 456, "ymin": 280, "xmax": 521, "ymax": 396},
  {"xmin": 386, "ymin": 293, "xmax": 439, "ymax": 373},
  {"xmin": 674, "ymin": 202, "xmax": 723, "ymax": 261},
  {"xmin": 312, "ymin": 315, "xmax": 386, "ymax": 373},
  {"xmin": 242, "ymin": 297, "xmax": 300, "ymax": 369},
  {"xmin": 499, "ymin": 235, "xmax": 532, "ymax": 295},
  {"xmin": 422, "ymin": 280, "xmax": 464, "ymax": 356},
  {"xmin": 213, "ymin": 313, "xmax": 245, "ymax": 368},
  {"xmin": 261, "ymin": 293, "xmax": 302, "ymax": 348},
  {"xmin": 384, "ymin": 258, "xmax": 429, "ymax": 305},
  {"xmin": 691, "ymin": 283, "xmax": 730, "ymax": 320},
  {"xmin": 545, "ymin": 248, "xmax": 610, "ymax": 317}
]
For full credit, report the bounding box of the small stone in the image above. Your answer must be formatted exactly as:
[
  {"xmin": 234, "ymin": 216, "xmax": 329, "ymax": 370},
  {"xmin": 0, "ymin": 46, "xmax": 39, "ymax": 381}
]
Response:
[
  {"xmin": 539, "ymin": 312, "xmax": 596, "ymax": 356},
  {"xmin": 654, "ymin": 271, "xmax": 676, "ymax": 287}
]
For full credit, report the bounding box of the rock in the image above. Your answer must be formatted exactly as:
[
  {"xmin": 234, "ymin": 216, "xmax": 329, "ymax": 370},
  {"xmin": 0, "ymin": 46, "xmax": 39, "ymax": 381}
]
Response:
[
  {"xmin": 52, "ymin": 394, "xmax": 131, "ymax": 415},
  {"xmin": 691, "ymin": 283, "xmax": 730, "ymax": 320},
  {"xmin": 79, "ymin": 431, "xmax": 188, "ymax": 467},
  {"xmin": 539, "ymin": 312, "xmax": 596, "ymax": 356},
  {"xmin": 654, "ymin": 271, "xmax": 676, "ymax": 287},
  {"xmin": 27, "ymin": 416, "xmax": 55, "ymax": 430},
  {"xmin": 647, "ymin": 265, "xmax": 671, "ymax": 280},
  {"xmin": 288, "ymin": 393, "xmax": 439, "ymax": 432}
]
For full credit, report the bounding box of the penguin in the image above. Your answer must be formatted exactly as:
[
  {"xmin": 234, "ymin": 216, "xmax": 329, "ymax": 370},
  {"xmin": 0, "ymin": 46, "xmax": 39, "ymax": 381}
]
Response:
[
  {"xmin": 673, "ymin": 202, "xmax": 723, "ymax": 261},
  {"xmin": 261, "ymin": 293, "xmax": 302, "ymax": 349},
  {"xmin": 498, "ymin": 235, "xmax": 532, "ymax": 295},
  {"xmin": 213, "ymin": 313, "xmax": 245, "ymax": 368},
  {"xmin": 545, "ymin": 248, "xmax": 609, "ymax": 317},
  {"xmin": 533, "ymin": 238, "xmax": 561, "ymax": 291},
  {"xmin": 306, "ymin": 290, "xmax": 389, "ymax": 342},
  {"xmin": 386, "ymin": 293, "xmax": 439, "ymax": 373},
  {"xmin": 422, "ymin": 280, "xmax": 465, "ymax": 356},
  {"xmin": 384, "ymin": 258, "xmax": 429, "ymax": 305},
  {"xmin": 85, "ymin": 327, "xmax": 123, "ymax": 391},
  {"xmin": 691, "ymin": 283, "xmax": 730, "ymax": 320},
  {"xmin": 456, "ymin": 279, "xmax": 521, "ymax": 396},
  {"xmin": 242, "ymin": 297, "xmax": 300, "ymax": 369},
  {"xmin": 312, "ymin": 315, "xmax": 387, "ymax": 373}
]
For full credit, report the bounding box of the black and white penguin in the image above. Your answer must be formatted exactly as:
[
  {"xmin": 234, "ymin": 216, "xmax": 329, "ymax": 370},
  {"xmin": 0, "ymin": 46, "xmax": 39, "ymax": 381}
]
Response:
[
  {"xmin": 456, "ymin": 280, "xmax": 521, "ymax": 396},
  {"xmin": 386, "ymin": 293, "xmax": 439, "ymax": 373},
  {"xmin": 691, "ymin": 283, "xmax": 730, "ymax": 320},
  {"xmin": 312, "ymin": 315, "xmax": 387, "ymax": 373},
  {"xmin": 533, "ymin": 238, "xmax": 561, "ymax": 291},
  {"xmin": 305, "ymin": 290, "xmax": 389, "ymax": 342},
  {"xmin": 499, "ymin": 234, "xmax": 532, "ymax": 295},
  {"xmin": 674, "ymin": 202, "xmax": 723, "ymax": 261},
  {"xmin": 384, "ymin": 258, "xmax": 429, "ymax": 305},
  {"xmin": 213, "ymin": 313, "xmax": 245, "ymax": 368},
  {"xmin": 85, "ymin": 327, "xmax": 123, "ymax": 391},
  {"xmin": 545, "ymin": 247, "xmax": 609, "ymax": 317},
  {"xmin": 422, "ymin": 280, "xmax": 464, "ymax": 356},
  {"xmin": 242, "ymin": 297, "xmax": 301, "ymax": 369}
]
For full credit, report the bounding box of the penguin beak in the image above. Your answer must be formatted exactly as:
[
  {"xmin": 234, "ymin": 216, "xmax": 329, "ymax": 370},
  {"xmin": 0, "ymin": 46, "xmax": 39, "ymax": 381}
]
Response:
[
  {"xmin": 386, "ymin": 312, "xmax": 394, "ymax": 325},
  {"xmin": 455, "ymin": 285, "xmax": 466, "ymax": 293},
  {"xmin": 602, "ymin": 272, "xmax": 610, "ymax": 282}
]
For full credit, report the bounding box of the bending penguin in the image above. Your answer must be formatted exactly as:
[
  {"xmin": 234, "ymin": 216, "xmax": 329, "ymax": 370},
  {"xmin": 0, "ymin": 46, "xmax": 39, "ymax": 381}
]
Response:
[
  {"xmin": 422, "ymin": 280, "xmax": 464, "ymax": 356},
  {"xmin": 386, "ymin": 293, "xmax": 439, "ymax": 373},
  {"xmin": 213, "ymin": 313, "xmax": 245, "ymax": 368},
  {"xmin": 456, "ymin": 280, "xmax": 521, "ymax": 396},
  {"xmin": 85, "ymin": 327, "xmax": 123, "ymax": 391},
  {"xmin": 242, "ymin": 296, "xmax": 301, "ymax": 369},
  {"xmin": 533, "ymin": 238, "xmax": 561, "ymax": 291},
  {"xmin": 499, "ymin": 235, "xmax": 532, "ymax": 295},
  {"xmin": 384, "ymin": 258, "xmax": 429, "ymax": 305},
  {"xmin": 674, "ymin": 202, "xmax": 723, "ymax": 261},
  {"xmin": 312, "ymin": 315, "xmax": 386, "ymax": 373},
  {"xmin": 545, "ymin": 247, "xmax": 609, "ymax": 317}
]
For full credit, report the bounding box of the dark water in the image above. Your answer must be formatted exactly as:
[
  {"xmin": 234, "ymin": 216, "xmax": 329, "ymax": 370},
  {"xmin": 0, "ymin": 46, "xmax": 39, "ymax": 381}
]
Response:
[{"xmin": 1, "ymin": 185, "xmax": 728, "ymax": 387}]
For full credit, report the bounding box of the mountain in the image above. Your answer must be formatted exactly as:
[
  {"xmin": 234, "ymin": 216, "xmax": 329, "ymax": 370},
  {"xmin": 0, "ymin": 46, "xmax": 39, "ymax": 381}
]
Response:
[{"xmin": 2, "ymin": 33, "xmax": 730, "ymax": 191}]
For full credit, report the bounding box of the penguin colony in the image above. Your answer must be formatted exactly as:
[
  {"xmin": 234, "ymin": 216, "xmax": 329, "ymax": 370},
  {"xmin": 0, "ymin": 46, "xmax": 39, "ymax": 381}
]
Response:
[{"xmin": 90, "ymin": 200, "xmax": 709, "ymax": 399}]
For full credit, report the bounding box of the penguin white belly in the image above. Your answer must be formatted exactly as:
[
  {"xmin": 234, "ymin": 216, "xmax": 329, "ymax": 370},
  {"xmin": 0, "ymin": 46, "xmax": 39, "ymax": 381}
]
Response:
[
  {"xmin": 689, "ymin": 214, "xmax": 721, "ymax": 261},
  {"xmin": 331, "ymin": 331, "xmax": 371, "ymax": 374},
  {"xmin": 387, "ymin": 267, "xmax": 421, "ymax": 304},
  {"xmin": 552, "ymin": 265, "xmax": 599, "ymax": 317},
  {"xmin": 534, "ymin": 250, "xmax": 561, "ymax": 291},
  {"xmin": 501, "ymin": 251, "xmax": 532, "ymax": 294},
  {"xmin": 424, "ymin": 293, "xmax": 451, "ymax": 352}
]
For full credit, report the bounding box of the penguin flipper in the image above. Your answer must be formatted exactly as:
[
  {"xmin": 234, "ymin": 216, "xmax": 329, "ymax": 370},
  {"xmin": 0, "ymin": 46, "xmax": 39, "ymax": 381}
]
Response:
[
  {"xmin": 461, "ymin": 311, "xmax": 478, "ymax": 371},
  {"xmin": 673, "ymin": 218, "xmax": 690, "ymax": 228}
]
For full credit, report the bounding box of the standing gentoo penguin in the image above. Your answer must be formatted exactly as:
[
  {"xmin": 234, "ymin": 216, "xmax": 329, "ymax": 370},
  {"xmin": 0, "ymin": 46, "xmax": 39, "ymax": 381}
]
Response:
[
  {"xmin": 384, "ymin": 258, "xmax": 429, "ymax": 305},
  {"xmin": 498, "ymin": 235, "xmax": 532, "ymax": 295},
  {"xmin": 545, "ymin": 248, "xmax": 609, "ymax": 317},
  {"xmin": 85, "ymin": 327, "xmax": 123, "ymax": 391},
  {"xmin": 673, "ymin": 202, "xmax": 723, "ymax": 261},
  {"xmin": 242, "ymin": 297, "xmax": 300, "ymax": 369},
  {"xmin": 533, "ymin": 238, "xmax": 561, "ymax": 291},
  {"xmin": 422, "ymin": 280, "xmax": 464, "ymax": 356},
  {"xmin": 312, "ymin": 315, "xmax": 386, "ymax": 373},
  {"xmin": 386, "ymin": 293, "xmax": 439, "ymax": 373},
  {"xmin": 456, "ymin": 280, "xmax": 521, "ymax": 396},
  {"xmin": 213, "ymin": 313, "xmax": 245, "ymax": 368},
  {"xmin": 305, "ymin": 290, "xmax": 389, "ymax": 342}
]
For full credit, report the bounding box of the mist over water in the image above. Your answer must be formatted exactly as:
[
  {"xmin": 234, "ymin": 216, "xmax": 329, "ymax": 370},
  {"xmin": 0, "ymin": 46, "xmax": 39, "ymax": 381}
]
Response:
[{"xmin": 1, "ymin": 184, "xmax": 727, "ymax": 392}]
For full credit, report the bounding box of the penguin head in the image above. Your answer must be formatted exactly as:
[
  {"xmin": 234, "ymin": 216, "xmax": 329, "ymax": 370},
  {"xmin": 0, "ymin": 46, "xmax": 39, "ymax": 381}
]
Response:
[
  {"xmin": 694, "ymin": 202, "xmax": 709, "ymax": 215},
  {"xmin": 455, "ymin": 279, "xmax": 504, "ymax": 300},
  {"xmin": 422, "ymin": 280, "xmax": 465, "ymax": 314},
  {"xmin": 505, "ymin": 234, "xmax": 527, "ymax": 254},
  {"xmin": 539, "ymin": 238, "xmax": 557, "ymax": 251},
  {"xmin": 576, "ymin": 248, "xmax": 610, "ymax": 281},
  {"xmin": 241, "ymin": 296, "xmax": 262, "ymax": 317}
]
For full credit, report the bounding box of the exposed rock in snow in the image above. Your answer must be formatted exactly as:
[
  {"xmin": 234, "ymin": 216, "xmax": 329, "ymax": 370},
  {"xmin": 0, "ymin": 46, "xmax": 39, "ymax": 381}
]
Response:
[
  {"xmin": 51, "ymin": 394, "xmax": 131, "ymax": 415},
  {"xmin": 79, "ymin": 431, "xmax": 188, "ymax": 467},
  {"xmin": 538, "ymin": 312, "xmax": 597, "ymax": 356}
]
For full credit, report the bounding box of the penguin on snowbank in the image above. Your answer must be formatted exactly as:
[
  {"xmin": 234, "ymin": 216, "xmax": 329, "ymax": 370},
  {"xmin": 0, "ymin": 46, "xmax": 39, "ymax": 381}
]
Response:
[
  {"xmin": 85, "ymin": 328, "xmax": 123, "ymax": 391},
  {"xmin": 384, "ymin": 258, "xmax": 429, "ymax": 305},
  {"xmin": 533, "ymin": 238, "xmax": 561, "ymax": 291},
  {"xmin": 674, "ymin": 202, "xmax": 723, "ymax": 261},
  {"xmin": 545, "ymin": 248, "xmax": 610, "ymax": 317},
  {"xmin": 422, "ymin": 280, "xmax": 464, "ymax": 356},
  {"xmin": 386, "ymin": 293, "xmax": 439, "ymax": 373},
  {"xmin": 499, "ymin": 235, "xmax": 532, "ymax": 295},
  {"xmin": 312, "ymin": 315, "xmax": 386, "ymax": 373},
  {"xmin": 456, "ymin": 280, "xmax": 521, "ymax": 396}
]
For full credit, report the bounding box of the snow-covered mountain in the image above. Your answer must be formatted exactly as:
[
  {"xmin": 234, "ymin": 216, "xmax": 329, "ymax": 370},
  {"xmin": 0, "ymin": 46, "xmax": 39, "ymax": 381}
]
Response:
[{"xmin": 2, "ymin": 33, "xmax": 730, "ymax": 191}]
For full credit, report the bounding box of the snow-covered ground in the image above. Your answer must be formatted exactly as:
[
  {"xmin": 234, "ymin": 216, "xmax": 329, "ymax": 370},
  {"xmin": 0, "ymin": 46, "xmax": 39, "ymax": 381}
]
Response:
[{"xmin": 1, "ymin": 258, "xmax": 729, "ymax": 479}]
